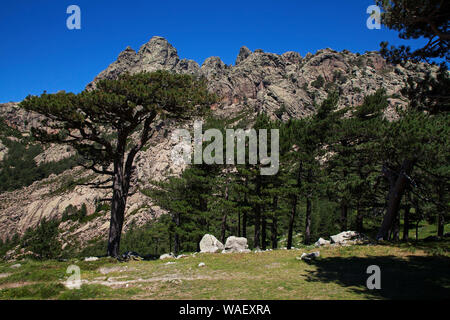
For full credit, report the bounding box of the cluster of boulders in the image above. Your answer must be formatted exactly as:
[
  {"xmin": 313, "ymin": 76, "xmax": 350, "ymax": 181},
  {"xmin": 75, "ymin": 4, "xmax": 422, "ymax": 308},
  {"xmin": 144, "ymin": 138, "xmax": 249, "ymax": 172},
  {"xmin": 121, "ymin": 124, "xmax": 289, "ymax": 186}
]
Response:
[
  {"xmin": 314, "ymin": 231, "xmax": 367, "ymax": 247},
  {"xmin": 159, "ymin": 234, "xmax": 252, "ymax": 260},
  {"xmin": 200, "ymin": 234, "xmax": 251, "ymax": 254},
  {"xmin": 158, "ymin": 231, "xmax": 371, "ymax": 260},
  {"xmin": 159, "ymin": 253, "xmax": 190, "ymax": 260}
]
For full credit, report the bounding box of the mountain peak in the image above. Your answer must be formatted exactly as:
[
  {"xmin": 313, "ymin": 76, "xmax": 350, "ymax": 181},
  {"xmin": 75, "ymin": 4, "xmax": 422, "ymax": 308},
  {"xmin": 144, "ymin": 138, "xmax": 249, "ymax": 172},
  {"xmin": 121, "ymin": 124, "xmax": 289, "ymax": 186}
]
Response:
[
  {"xmin": 235, "ymin": 46, "xmax": 252, "ymax": 65},
  {"xmin": 137, "ymin": 36, "xmax": 179, "ymax": 68},
  {"xmin": 139, "ymin": 36, "xmax": 174, "ymax": 53}
]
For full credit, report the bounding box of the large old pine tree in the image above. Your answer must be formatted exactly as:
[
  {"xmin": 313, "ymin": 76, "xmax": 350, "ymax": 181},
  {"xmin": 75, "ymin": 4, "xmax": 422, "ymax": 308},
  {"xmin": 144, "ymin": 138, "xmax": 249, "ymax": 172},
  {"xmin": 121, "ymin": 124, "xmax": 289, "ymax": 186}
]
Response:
[
  {"xmin": 375, "ymin": 0, "xmax": 449, "ymax": 239},
  {"xmin": 20, "ymin": 71, "xmax": 215, "ymax": 257}
]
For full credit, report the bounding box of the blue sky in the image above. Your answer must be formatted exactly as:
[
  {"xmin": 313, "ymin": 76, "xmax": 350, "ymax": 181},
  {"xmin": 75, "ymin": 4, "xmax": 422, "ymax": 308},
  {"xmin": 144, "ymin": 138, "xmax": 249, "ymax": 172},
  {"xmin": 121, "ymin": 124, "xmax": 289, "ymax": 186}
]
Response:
[{"xmin": 0, "ymin": 0, "xmax": 426, "ymax": 103}]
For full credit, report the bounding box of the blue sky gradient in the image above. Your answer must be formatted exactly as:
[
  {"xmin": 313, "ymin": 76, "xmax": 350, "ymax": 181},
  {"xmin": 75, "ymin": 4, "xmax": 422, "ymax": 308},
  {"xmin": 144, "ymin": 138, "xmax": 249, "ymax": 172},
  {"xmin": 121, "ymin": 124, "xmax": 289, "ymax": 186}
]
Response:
[{"xmin": 0, "ymin": 0, "xmax": 426, "ymax": 103}]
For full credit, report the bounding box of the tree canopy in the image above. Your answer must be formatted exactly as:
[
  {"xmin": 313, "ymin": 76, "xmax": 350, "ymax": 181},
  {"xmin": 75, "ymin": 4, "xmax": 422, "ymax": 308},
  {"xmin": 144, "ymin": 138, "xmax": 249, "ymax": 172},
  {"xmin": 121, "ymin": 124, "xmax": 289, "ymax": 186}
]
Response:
[{"xmin": 377, "ymin": 0, "xmax": 449, "ymax": 64}]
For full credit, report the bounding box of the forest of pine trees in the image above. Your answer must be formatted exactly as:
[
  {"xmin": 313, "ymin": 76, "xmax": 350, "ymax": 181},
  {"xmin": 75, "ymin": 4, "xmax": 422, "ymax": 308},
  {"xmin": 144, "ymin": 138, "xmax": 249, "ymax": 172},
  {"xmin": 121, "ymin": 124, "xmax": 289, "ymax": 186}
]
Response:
[{"xmin": 145, "ymin": 88, "xmax": 449, "ymax": 255}]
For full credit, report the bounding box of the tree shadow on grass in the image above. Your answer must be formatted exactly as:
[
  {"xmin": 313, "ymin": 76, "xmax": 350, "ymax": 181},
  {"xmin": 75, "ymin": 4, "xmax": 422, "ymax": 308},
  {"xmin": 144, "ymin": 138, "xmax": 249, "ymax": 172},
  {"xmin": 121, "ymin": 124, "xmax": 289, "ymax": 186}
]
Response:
[{"xmin": 305, "ymin": 254, "xmax": 450, "ymax": 299}]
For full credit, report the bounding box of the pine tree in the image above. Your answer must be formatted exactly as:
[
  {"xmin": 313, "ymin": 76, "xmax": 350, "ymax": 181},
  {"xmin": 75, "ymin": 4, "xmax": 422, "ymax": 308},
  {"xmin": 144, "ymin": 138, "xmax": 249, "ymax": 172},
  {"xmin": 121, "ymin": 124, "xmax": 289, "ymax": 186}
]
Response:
[
  {"xmin": 327, "ymin": 89, "xmax": 389, "ymax": 233},
  {"xmin": 20, "ymin": 71, "xmax": 215, "ymax": 257}
]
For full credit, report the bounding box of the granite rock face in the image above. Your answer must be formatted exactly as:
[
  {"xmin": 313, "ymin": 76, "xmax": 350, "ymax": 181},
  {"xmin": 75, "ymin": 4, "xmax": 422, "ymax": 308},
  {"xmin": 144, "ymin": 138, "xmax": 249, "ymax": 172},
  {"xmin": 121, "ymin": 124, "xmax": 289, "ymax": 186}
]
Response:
[
  {"xmin": 87, "ymin": 36, "xmax": 201, "ymax": 90},
  {"xmin": 87, "ymin": 36, "xmax": 436, "ymax": 121}
]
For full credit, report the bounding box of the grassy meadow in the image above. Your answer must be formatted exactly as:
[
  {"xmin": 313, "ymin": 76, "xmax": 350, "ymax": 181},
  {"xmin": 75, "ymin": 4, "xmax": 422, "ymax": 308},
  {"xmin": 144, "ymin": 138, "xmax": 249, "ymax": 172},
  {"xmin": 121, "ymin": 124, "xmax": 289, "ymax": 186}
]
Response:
[{"xmin": 0, "ymin": 239, "xmax": 448, "ymax": 300}]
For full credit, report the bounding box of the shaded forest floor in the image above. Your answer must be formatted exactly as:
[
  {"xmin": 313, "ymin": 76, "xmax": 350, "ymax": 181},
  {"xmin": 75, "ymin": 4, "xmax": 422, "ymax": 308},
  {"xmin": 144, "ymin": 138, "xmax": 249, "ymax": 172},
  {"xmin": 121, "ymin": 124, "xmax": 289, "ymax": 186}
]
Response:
[{"xmin": 0, "ymin": 240, "xmax": 449, "ymax": 300}]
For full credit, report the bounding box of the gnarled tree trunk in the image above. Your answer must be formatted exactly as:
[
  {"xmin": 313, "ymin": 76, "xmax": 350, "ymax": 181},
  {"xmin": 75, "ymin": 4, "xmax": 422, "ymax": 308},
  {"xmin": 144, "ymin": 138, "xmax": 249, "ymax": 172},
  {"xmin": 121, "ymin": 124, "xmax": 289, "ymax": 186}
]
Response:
[
  {"xmin": 107, "ymin": 155, "xmax": 128, "ymax": 258},
  {"xmin": 377, "ymin": 159, "xmax": 415, "ymax": 240}
]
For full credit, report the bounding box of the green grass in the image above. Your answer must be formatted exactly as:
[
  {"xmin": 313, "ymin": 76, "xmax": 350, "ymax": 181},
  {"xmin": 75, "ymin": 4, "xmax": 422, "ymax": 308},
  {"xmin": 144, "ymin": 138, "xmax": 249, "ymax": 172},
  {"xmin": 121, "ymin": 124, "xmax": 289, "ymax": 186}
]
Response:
[
  {"xmin": 0, "ymin": 240, "xmax": 449, "ymax": 300},
  {"xmin": 404, "ymin": 221, "xmax": 449, "ymax": 240}
]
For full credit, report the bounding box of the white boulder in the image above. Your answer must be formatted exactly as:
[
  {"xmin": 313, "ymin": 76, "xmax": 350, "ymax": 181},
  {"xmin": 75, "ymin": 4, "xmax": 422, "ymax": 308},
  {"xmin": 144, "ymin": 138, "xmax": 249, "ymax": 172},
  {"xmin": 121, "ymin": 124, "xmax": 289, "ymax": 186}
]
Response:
[
  {"xmin": 330, "ymin": 231, "xmax": 361, "ymax": 244},
  {"xmin": 224, "ymin": 236, "xmax": 251, "ymax": 253},
  {"xmin": 199, "ymin": 234, "xmax": 224, "ymax": 253},
  {"xmin": 297, "ymin": 251, "xmax": 320, "ymax": 261},
  {"xmin": 84, "ymin": 257, "xmax": 99, "ymax": 262},
  {"xmin": 315, "ymin": 237, "xmax": 331, "ymax": 247},
  {"xmin": 160, "ymin": 253, "xmax": 175, "ymax": 260}
]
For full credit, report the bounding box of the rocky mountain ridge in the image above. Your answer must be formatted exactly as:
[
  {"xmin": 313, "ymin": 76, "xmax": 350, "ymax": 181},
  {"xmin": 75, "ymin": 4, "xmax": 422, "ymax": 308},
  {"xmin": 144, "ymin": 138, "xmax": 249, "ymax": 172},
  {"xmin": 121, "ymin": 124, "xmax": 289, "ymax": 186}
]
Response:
[{"xmin": 0, "ymin": 36, "xmax": 436, "ymax": 255}]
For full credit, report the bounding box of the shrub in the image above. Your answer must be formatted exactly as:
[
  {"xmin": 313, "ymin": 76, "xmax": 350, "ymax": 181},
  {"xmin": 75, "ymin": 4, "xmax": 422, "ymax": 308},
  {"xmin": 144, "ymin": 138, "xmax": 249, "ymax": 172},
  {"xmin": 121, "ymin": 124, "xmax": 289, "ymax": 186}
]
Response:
[
  {"xmin": 21, "ymin": 218, "xmax": 61, "ymax": 260},
  {"xmin": 275, "ymin": 104, "xmax": 288, "ymax": 119},
  {"xmin": 333, "ymin": 70, "xmax": 348, "ymax": 84},
  {"xmin": 0, "ymin": 234, "xmax": 20, "ymax": 258},
  {"xmin": 311, "ymin": 75, "xmax": 325, "ymax": 89},
  {"xmin": 62, "ymin": 204, "xmax": 87, "ymax": 222},
  {"xmin": 353, "ymin": 56, "xmax": 365, "ymax": 68}
]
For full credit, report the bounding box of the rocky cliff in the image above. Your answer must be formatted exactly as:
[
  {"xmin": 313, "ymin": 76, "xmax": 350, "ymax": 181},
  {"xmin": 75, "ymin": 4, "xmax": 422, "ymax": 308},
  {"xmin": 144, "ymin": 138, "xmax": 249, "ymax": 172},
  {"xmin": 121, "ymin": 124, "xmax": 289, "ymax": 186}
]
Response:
[{"xmin": 0, "ymin": 36, "xmax": 435, "ymax": 255}]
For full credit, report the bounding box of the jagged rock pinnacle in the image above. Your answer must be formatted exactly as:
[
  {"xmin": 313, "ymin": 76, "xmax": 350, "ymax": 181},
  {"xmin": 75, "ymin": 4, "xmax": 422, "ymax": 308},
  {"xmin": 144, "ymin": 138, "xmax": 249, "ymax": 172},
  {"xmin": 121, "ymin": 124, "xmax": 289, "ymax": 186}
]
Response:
[{"xmin": 235, "ymin": 46, "xmax": 252, "ymax": 65}]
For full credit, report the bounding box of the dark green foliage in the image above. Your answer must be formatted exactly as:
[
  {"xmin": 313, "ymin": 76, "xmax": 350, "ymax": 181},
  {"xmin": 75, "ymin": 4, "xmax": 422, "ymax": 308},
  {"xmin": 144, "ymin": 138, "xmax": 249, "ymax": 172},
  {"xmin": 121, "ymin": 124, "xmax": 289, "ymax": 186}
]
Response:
[
  {"xmin": 76, "ymin": 215, "xmax": 173, "ymax": 257},
  {"xmin": 146, "ymin": 165, "xmax": 220, "ymax": 253},
  {"xmin": 377, "ymin": 0, "xmax": 449, "ymax": 63},
  {"xmin": 142, "ymin": 86, "xmax": 447, "ymax": 253},
  {"xmin": 0, "ymin": 117, "xmax": 23, "ymax": 139},
  {"xmin": 61, "ymin": 204, "xmax": 87, "ymax": 222},
  {"xmin": 401, "ymin": 65, "xmax": 450, "ymax": 114},
  {"xmin": 333, "ymin": 71, "xmax": 347, "ymax": 84},
  {"xmin": 353, "ymin": 56, "xmax": 365, "ymax": 68},
  {"xmin": 119, "ymin": 216, "xmax": 173, "ymax": 256},
  {"xmin": 76, "ymin": 238, "xmax": 107, "ymax": 258},
  {"xmin": 0, "ymin": 234, "xmax": 20, "ymax": 258},
  {"xmin": 374, "ymin": 2, "xmax": 449, "ymax": 238},
  {"xmin": 21, "ymin": 218, "xmax": 61, "ymax": 260},
  {"xmin": 311, "ymin": 75, "xmax": 325, "ymax": 89},
  {"xmin": 310, "ymin": 199, "xmax": 340, "ymax": 240},
  {"xmin": 353, "ymin": 88, "xmax": 389, "ymax": 119},
  {"xmin": 274, "ymin": 104, "xmax": 288, "ymax": 119}
]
